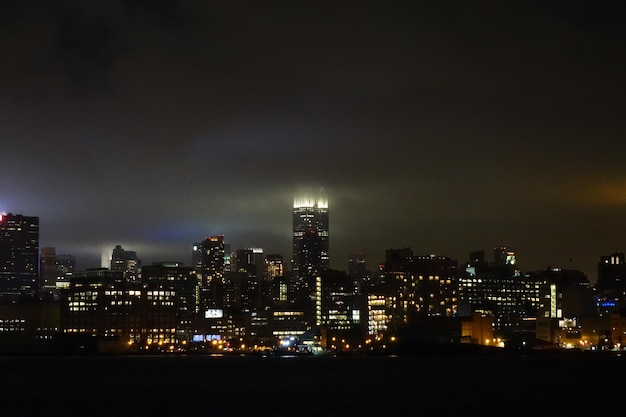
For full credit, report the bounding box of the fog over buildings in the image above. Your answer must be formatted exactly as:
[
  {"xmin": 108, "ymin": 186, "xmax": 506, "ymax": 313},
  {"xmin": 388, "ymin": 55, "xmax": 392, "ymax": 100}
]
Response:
[{"xmin": 1, "ymin": 2, "xmax": 625, "ymax": 282}]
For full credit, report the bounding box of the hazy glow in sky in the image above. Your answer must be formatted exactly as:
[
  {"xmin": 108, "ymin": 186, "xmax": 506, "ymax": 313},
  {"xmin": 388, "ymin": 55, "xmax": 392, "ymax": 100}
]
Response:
[{"xmin": 1, "ymin": 1, "xmax": 624, "ymax": 282}]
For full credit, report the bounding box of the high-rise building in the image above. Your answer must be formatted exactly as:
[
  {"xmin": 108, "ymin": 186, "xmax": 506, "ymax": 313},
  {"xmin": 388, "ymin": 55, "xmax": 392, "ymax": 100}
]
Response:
[
  {"xmin": 110, "ymin": 244, "xmax": 141, "ymax": 282},
  {"xmin": 197, "ymin": 236, "xmax": 225, "ymax": 285},
  {"xmin": 232, "ymin": 247, "xmax": 265, "ymax": 311},
  {"xmin": 594, "ymin": 251, "xmax": 626, "ymax": 314},
  {"xmin": 292, "ymin": 189, "xmax": 329, "ymax": 283},
  {"xmin": 0, "ymin": 213, "xmax": 39, "ymax": 301},
  {"xmin": 234, "ymin": 248, "xmax": 264, "ymax": 278},
  {"xmin": 196, "ymin": 235, "xmax": 226, "ymax": 309},
  {"xmin": 380, "ymin": 249, "xmax": 458, "ymax": 324},
  {"xmin": 141, "ymin": 262, "xmax": 199, "ymax": 317},
  {"xmin": 596, "ymin": 252, "xmax": 626, "ymax": 293},
  {"xmin": 39, "ymin": 247, "xmax": 58, "ymax": 299},
  {"xmin": 56, "ymin": 254, "xmax": 75, "ymax": 291}
]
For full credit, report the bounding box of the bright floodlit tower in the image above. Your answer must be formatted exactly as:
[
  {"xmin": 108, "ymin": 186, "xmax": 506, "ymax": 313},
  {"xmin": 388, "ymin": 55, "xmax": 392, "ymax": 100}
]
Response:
[{"xmin": 292, "ymin": 188, "xmax": 329, "ymax": 289}]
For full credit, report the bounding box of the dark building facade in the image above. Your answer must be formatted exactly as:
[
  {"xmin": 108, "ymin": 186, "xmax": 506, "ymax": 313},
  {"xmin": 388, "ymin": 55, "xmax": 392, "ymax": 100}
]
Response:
[
  {"xmin": 39, "ymin": 247, "xmax": 58, "ymax": 300},
  {"xmin": 0, "ymin": 213, "xmax": 39, "ymax": 301}
]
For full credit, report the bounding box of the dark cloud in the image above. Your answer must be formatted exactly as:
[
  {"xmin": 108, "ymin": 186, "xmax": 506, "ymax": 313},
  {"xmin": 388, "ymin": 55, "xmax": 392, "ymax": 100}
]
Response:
[{"xmin": 1, "ymin": 1, "xmax": 625, "ymax": 280}]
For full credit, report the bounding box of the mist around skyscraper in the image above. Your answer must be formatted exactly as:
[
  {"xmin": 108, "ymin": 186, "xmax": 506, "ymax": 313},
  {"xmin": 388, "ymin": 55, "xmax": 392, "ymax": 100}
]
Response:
[{"xmin": 0, "ymin": 192, "xmax": 625, "ymax": 356}]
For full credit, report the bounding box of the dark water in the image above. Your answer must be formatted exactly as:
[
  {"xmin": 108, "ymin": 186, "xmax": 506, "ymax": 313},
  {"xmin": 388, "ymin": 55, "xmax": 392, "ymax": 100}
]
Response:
[{"xmin": 1, "ymin": 353, "xmax": 623, "ymax": 416}]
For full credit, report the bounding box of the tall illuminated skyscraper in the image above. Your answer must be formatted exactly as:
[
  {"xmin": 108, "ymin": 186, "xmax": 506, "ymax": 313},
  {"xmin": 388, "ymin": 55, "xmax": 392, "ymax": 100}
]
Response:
[
  {"xmin": 193, "ymin": 235, "xmax": 225, "ymax": 286},
  {"xmin": 0, "ymin": 213, "xmax": 39, "ymax": 301},
  {"xmin": 292, "ymin": 189, "xmax": 329, "ymax": 284},
  {"xmin": 196, "ymin": 235, "xmax": 226, "ymax": 309}
]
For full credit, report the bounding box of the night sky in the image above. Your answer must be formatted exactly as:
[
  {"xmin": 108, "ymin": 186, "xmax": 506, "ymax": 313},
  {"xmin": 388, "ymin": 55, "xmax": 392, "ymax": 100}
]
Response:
[{"xmin": 1, "ymin": 1, "xmax": 624, "ymax": 282}]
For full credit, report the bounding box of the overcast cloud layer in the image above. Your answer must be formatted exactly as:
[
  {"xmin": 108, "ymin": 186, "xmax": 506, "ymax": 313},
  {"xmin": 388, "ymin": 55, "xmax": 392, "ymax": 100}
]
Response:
[{"xmin": 1, "ymin": 1, "xmax": 625, "ymax": 281}]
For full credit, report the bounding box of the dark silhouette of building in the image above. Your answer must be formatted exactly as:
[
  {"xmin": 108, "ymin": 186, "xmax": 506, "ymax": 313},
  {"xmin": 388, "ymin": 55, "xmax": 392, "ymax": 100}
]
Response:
[
  {"xmin": 597, "ymin": 252, "xmax": 626, "ymax": 293},
  {"xmin": 348, "ymin": 252, "xmax": 369, "ymax": 295},
  {"xmin": 0, "ymin": 299, "xmax": 60, "ymax": 354},
  {"xmin": 493, "ymin": 246, "xmax": 516, "ymax": 266},
  {"xmin": 39, "ymin": 247, "xmax": 58, "ymax": 300},
  {"xmin": 0, "ymin": 213, "xmax": 39, "ymax": 302}
]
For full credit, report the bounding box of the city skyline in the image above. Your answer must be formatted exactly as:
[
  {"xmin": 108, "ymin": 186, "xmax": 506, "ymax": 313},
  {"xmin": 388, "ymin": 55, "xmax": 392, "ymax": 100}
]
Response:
[
  {"xmin": 1, "ymin": 2, "xmax": 624, "ymax": 282},
  {"xmin": 5, "ymin": 204, "xmax": 626, "ymax": 287}
]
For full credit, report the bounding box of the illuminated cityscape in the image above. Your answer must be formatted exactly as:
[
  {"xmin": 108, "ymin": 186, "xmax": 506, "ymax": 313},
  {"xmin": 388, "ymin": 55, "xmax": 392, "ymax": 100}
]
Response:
[
  {"xmin": 1, "ymin": 3, "xmax": 624, "ymax": 415},
  {"xmin": 0, "ymin": 196, "xmax": 625, "ymax": 357}
]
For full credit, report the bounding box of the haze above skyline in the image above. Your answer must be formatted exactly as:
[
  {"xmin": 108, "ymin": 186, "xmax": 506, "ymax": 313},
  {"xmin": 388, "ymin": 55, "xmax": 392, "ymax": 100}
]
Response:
[{"xmin": 1, "ymin": 1, "xmax": 624, "ymax": 282}]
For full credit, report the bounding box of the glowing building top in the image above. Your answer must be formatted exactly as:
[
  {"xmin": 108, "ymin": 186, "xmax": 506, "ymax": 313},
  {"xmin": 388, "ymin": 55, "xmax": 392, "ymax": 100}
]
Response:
[
  {"xmin": 292, "ymin": 189, "xmax": 329, "ymax": 283},
  {"xmin": 294, "ymin": 190, "xmax": 328, "ymax": 209}
]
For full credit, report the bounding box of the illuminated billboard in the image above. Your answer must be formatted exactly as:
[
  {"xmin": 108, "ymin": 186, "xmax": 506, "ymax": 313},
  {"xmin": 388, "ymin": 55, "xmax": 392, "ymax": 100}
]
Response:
[{"xmin": 205, "ymin": 309, "xmax": 224, "ymax": 319}]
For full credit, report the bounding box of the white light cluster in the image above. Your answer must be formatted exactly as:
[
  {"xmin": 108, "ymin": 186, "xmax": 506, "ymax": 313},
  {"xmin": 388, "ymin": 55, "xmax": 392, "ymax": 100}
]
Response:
[{"xmin": 293, "ymin": 192, "xmax": 328, "ymax": 209}]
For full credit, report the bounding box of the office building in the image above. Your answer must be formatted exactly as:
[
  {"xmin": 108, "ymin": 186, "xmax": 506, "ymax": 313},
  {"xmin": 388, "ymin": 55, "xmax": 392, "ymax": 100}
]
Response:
[
  {"xmin": 0, "ymin": 213, "xmax": 39, "ymax": 301},
  {"xmin": 60, "ymin": 267, "xmax": 192, "ymax": 351},
  {"xmin": 196, "ymin": 235, "xmax": 226, "ymax": 309},
  {"xmin": 458, "ymin": 249, "xmax": 538, "ymax": 337},
  {"xmin": 379, "ymin": 249, "xmax": 458, "ymax": 326},
  {"xmin": 39, "ymin": 247, "xmax": 58, "ymax": 299},
  {"xmin": 292, "ymin": 189, "xmax": 329, "ymax": 307},
  {"xmin": 110, "ymin": 244, "xmax": 141, "ymax": 282},
  {"xmin": 56, "ymin": 254, "xmax": 76, "ymax": 291},
  {"xmin": 264, "ymin": 254, "xmax": 284, "ymax": 281}
]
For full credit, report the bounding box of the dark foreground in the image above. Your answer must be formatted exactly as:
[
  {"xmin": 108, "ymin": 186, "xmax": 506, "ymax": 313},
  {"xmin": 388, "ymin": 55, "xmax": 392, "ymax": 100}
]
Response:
[{"xmin": 1, "ymin": 353, "xmax": 623, "ymax": 416}]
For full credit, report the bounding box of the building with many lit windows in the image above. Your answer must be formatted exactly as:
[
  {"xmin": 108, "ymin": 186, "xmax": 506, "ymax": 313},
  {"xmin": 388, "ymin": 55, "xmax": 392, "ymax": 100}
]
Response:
[
  {"xmin": 110, "ymin": 244, "xmax": 141, "ymax": 282},
  {"xmin": 60, "ymin": 267, "xmax": 194, "ymax": 352},
  {"xmin": 264, "ymin": 254, "xmax": 284, "ymax": 281},
  {"xmin": 366, "ymin": 293, "xmax": 394, "ymax": 336},
  {"xmin": 0, "ymin": 213, "xmax": 39, "ymax": 301},
  {"xmin": 458, "ymin": 250, "xmax": 539, "ymax": 338},
  {"xmin": 195, "ymin": 235, "xmax": 226, "ymax": 310},
  {"xmin": 141, "ymin": 262, "xmax": 199, "ymax": 317},
  {"xmin": 378, "ymin": 249, "xmax": 458, "ymax": 328},
  {"xmin": 316, "ymin": 270, "xmax": 361, "ymax": 333}
]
